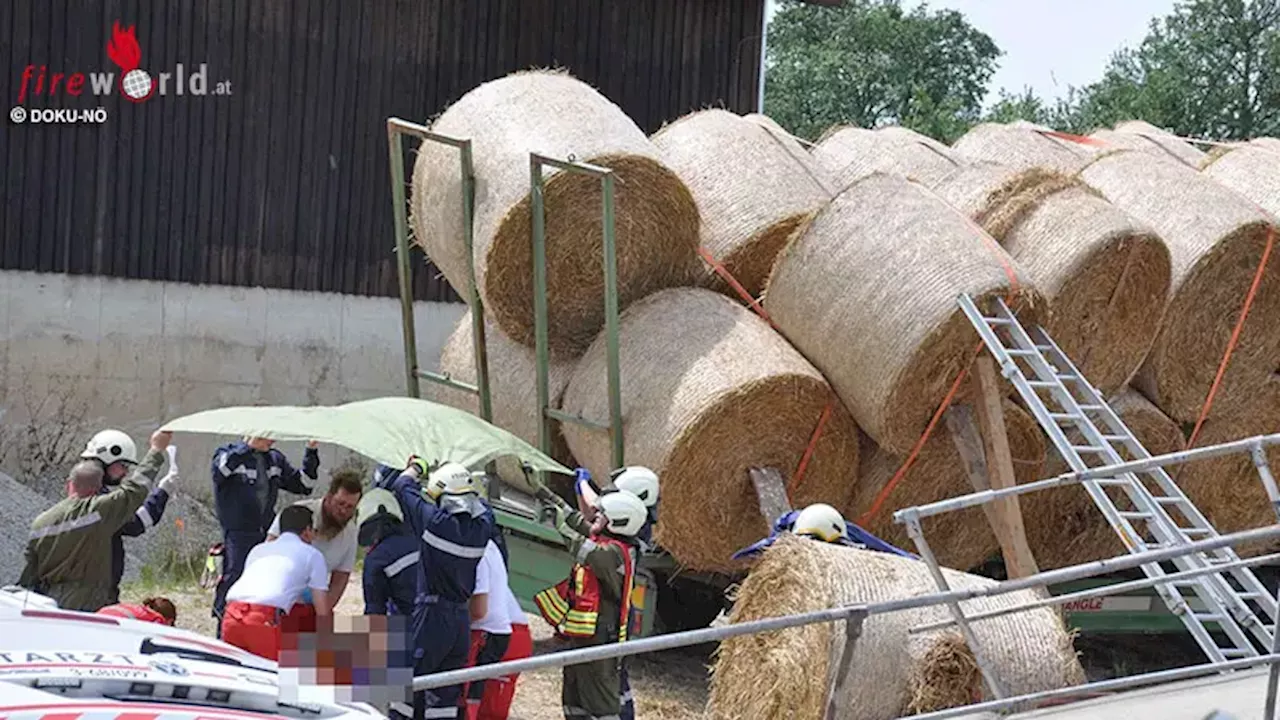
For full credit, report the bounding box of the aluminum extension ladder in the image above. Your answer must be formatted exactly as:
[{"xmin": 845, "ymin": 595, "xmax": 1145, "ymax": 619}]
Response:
[{"xmin": 958, "ymin": 293, "xmax": 1279, "ymax": 664}]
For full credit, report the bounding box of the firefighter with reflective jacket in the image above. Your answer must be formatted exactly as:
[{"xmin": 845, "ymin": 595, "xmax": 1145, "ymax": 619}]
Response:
[
  {"xmin": 572, "ymin": 466, "xmax": 660, "ymax": 720},
  {"xmin": 535, "ymin": 489, "xmax": 647, "ymax": 720},
  {"xmin": 374, "ymin": 459, "xmax": 493, "ymax": 720},
  {"xmin": 356, "ymin": 482, "xmax": 419, "ymax": 617}
]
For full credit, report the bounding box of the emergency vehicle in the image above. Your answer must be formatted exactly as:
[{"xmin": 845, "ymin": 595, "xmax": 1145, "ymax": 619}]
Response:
[{"xmin": 0, "ymin": 586, "xmax": 387, "ymax": 720}]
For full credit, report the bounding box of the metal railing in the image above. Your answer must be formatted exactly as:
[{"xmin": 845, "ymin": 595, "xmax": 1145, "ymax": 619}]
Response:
[{"xmin": 528, "ymin": 155, "xmax": 626, "ymax": 478}]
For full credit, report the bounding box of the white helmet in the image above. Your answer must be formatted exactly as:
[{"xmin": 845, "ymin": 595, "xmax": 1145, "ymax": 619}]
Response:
[
  {"xmin": 611, "ymin": 466, "xmax": 659, "ymax": 508},
  {"xmin": 793, "ymin": 503, "xmax": 849, "ymax": 543},
  {"xmin": 597, "ymin": 490, "xmax": 647, "ymax": 537},
  {"xmin": 425, "ymin": 462, "xmax": 478, "ymax": 500},
  {"xmin": 357, "ymin": 488, "xmax": 405, "ymax": 546},
  {"xmin": 81, "ymin": 429, "xmax": 138, "ymax": 466}
]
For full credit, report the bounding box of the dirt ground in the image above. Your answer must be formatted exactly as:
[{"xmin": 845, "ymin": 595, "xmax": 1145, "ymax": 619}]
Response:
[{"xmin": 125, "ymin": 576, "xmax": 712, "ymax": 720}]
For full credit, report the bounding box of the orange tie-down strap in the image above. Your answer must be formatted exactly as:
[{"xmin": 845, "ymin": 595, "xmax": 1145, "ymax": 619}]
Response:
[
  {"xmin": 697, "ymin": 247, "xmax": 776, "ymax": 328},
  {"xmin": 1186, "ymin": 224, "xmax": 1276, "ymax": 450}
]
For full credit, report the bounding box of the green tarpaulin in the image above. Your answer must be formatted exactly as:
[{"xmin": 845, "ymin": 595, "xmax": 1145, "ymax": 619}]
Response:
[{"xmin": 161, "ymin": 396, "xmax": 574, "ymax": 476}]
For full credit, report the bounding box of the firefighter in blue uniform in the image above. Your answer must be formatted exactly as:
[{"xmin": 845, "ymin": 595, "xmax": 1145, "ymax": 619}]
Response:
[
  {"xmin": 209, "ymin": 436, "xmax": 320, "ymax": 637},
  {"xmin": 731, "ymin": 502, "xmax": 918, "ymax": 560},
  {"xmin": 573, "ymin": 466, "xmax": 660, "ymax": 720},
  {"xmin": 79, "ymin": 429, "xmax": 180, "ymax": 604},
  {"xmin": 374, "ymin": 458, "xmax": 493, "ymax": 720},
  {"xmin": 356, "ymin": 483, "xmax": 419, "ymax": 617}
]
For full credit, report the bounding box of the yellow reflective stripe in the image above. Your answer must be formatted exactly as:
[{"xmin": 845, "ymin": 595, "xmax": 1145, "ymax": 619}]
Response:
[{"xmin": 534, "ymin": 587, "xmax": 570, "ymax": 625}]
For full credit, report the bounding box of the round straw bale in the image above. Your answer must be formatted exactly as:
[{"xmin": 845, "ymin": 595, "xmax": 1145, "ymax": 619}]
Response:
[
  {"xmin": 411, "ymin": 69, "xmax": 700, "ymax": 357},
  {"xmin": 708, "ymin": 535, "xmax": 1085, "ymax": 720},
  {"xmin": 651, "ymin": 109, "xmax": 833, "ymax": 300},
  {"xmin": 813, "ymin": 125, "xmax": 965, "ymax": 190},
  {"xmin": 1090, "ymin": 120, "xmax": 1207, "ymax": 168},
  {"xmin": 763, "ymin": 172, "xmax": 1046, "ymax": 456},
  {"xmin": 931, "ymin": 163, "xmax": 1172, "ymax": 396},
  {"xmin": 1252, "ymin": 137, "xmax": 1280, "ymax": 153},
  {"xmin": 848, "ymin": 400, "xmax": 1047, "ymax": 572},
  {"xmin": 1202, "ymin": 144, "xmax": 1280, "ymax": 217},
  {"xmin": 558, "ymin": 287, "xmax": 861, "ymax": 573},
  {"xmin": 1078, "ymin": 149, "xmax": 1280, "ymax": 422},
  {"xmin": 1026, "ymin": 388, "xmax": 1186, "ymax": 569},
  {"xmin": 427, "ymin": 310, "xmax": 577, "ymax": 497},
  {"xmin": 952, "ymin": 122, "xmax": 1094, "ymax": 174},
  {"xmin": 1175, "ymin": 382, "xmax": 1280, "ymax": 557}
]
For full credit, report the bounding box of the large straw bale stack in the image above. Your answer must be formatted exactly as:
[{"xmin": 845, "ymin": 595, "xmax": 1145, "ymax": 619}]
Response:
[
  {"xmin": 743, "ymin": 113, "xmax": 825, "ymax": 166},
  {"xmin": 411, "ymin": 69, "xmax": 700, "ymax": 357},
  {"xmin": 813, "ymin": 125, "xmax": 965, "ymax": 190},
  {"xmin": 849, "ymin": 401, "xmax": 1047, "ymax": 571},
  {"xmin": 1026, "ymin": 389, "xmax": 1186, "ymax": 569},
  {"xmin": 428, "ymin": 310, "xmax": 577, "ymax": 496},
  {"xmin": 764, "ymin": 172, "xmax": 1046, "ymax": 456},
  {"xmin": 1252, "ymin": 137, "xmax": 1280, "ymax": 153},
  {"xmin": 1202, "ymin": 144, "xmax": 1280, "ymax": 217},
  {"xmin": 651, "ymin": 109, "xmax": 833, "ymax": 299},
  {"xmin": 951, "ymin": 123, "xmax": 1093, "ymax": 174},
  {"xmin": 931, "ymin": 163, "xmax": 1171, "ymax": 396},
  {"xmin": 709, "ymin": 536, "xmax": 1085, "ymax": 720},
  {"xmin": 1078, "ymin": 149, "xmax": 1280, "ymax": 423},
  {"xmin": 1090, "ymin": 120, "xmax": 1207, "ymax": 168},
  {"xmin": 1175, "ymin": 383, "xmax": 1280, "ymax": 557},
  {"xmin": 559, "ymin": 287, "xmax": 861, "ymax": 573}
]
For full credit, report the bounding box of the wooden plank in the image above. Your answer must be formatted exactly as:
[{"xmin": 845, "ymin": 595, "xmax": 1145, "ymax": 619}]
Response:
[
  {"xmin": 749, "ymin": 466, "xmax": 792, "ymax": 525},
  {"xmin": 976, "ymin": 355, "xmax": 1040, "ymax": 579}
]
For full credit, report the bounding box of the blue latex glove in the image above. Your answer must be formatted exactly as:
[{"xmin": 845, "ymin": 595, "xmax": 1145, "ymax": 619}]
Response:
[{"xmin": 574, "ymin": 468, "xmax": 592, "ymax": 497}]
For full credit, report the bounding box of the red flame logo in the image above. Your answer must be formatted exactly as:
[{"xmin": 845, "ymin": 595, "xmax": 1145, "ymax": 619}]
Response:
[{"xmin": 106, "ymin": 21, "xmax": 141, "ymax": 72}]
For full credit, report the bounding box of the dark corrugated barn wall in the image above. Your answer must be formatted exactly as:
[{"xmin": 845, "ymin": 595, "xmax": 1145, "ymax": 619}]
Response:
[{"xmin": 0, "ymin": 0, "xmax": 769, "ymax": 302}]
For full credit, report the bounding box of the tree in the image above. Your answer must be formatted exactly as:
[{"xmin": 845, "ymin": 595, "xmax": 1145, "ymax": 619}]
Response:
[
  {"xmin": 763, "ymin": 0, "xmax": 1001, "ymax": 143},
  {"xmin": 1057, "ymin": 0, "xmax": 1280, "ymax": 138}
]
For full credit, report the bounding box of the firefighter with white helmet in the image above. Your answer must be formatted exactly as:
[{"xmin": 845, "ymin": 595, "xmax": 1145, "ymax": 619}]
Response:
[
  {"xmin": 357, "ymin": 486, "xmax": 418, "ymax": 617},
  {"xmin": 535, "ymin": 489, "xmax": 646, "ymax": 720},
  {"xmin": 792, "ymin": 503, "xmax": 851, "ymax": 543},
  {"xmin": 374, "ymin": 457, "xmax": 493, "ymax": 720},
  {"xmin": 80, "ymin": 429, "xmax": 181, "ymax": 604}
]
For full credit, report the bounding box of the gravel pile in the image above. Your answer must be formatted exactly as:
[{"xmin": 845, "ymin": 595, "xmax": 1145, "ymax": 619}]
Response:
[{"xmin": 0, "ymin": 470, "xmax": 59, "ymax": 585}]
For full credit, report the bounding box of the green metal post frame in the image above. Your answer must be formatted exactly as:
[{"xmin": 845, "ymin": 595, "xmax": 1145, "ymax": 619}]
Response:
[
  {"xmin": 529, "ymin": 154, "xmax": 625, "ymax": 480},
  {"xmin": 384, "ymin": 117, "xmax": 492, "ymax": 423}
]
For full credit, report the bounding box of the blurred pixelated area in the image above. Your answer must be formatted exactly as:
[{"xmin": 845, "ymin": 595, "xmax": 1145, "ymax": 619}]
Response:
[{"xmin": 277, "ymin": 614, "xmax": 415, "ymax": 709}]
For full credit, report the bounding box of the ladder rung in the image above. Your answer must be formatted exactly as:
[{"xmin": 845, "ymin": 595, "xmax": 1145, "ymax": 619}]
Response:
[
  {"xmin": 1035, "ymin": 344, "xmax": 1054, "ymax": 351},
  {"xmin": 1071, "ymin": 445, "xmax": 1110, "ymax": 453},
  {"xmin": 1102, "ymin": 434, "xmax": 1128, "ymax": 442},
  {"xmin": 1239, "ymin": 592, "xmax": 1265, "ymax": 601},
  {"xmin": 1179, "ymin": 528, "xmax": 1212, "ymax": 536},
  {"xmin": 983, "ymin": 316, "xmax": 1012, "ymax": 325},
  {"xmin": 1006, "ymin": 349, "xmax": 1038, "ymax": 357},
  {"xmin": 1050, "ymin": 412, "xmax": 1082, "ymax": 421},
  {"xmin": 1055, "ymin": 373, "xmax": 1081, "ymax": 381},
  {"xmin": 1194, "ymin": 613, "xmax": 1223, "ymax": 622},
  {"xmin": 1078, "ymin": 404, "xmax": 1105, "ymax": 411},
  {"xmin": 1027, "ymin": 380, "xmax": 1059, "ymax": 388},
  {"xmin": 1153, "ymin": 496, "xmax": 1184, "ymax": 504},
  {"xmin": 1092, "ymin": 478, "xmax": 1130, "ymax": 486},
  {"xmin": 1119, "ymin": 511, "xmax": 1153, "ymax": 520},
  {"xmin": 1220, "ymin": 648, "xmax": 1254, "ymax": 658}
]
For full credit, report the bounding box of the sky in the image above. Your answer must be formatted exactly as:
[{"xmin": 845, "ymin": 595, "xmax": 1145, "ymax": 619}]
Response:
[{"xmin": 765, "ymin": 0, "xmax": 1178, "ymax": 107}]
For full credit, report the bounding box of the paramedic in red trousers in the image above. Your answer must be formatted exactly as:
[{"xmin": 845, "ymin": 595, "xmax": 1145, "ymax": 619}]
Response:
[
  {"xmin": 460, "ymin": 535, "xmax": 532, "ymax": 720},
  {"xmin": 373, "ymin": 459, "xmax": 494, "ymax": 720},
  {"xmin": 357, "ymin": 475, "xmax": 420, "ymax": 616},
  {"xmin": 535, "ymin": 490, "xmax": 647, "ymax": 720},
  {"xmin": 267, "ymin": 469, "xmax": 363, "ymax": 629},
  {"xmin": 210, "ymin": 436, "xmax": 320, "ymax": 637},
  {"xmin": 221, "ymin": 504, "xmax": 331, "ymax": 660},
  {"xmin": 79, "ymin": 429, "xmax": 180, "ymax": 604}
]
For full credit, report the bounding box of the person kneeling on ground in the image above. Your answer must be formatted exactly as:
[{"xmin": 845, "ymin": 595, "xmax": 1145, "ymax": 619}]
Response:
[
  {"xmin": 221, "ymin": 504, "xmax": 331, "ymax": 661},
  {"xmin": 535, "ymin": 490, "xmax": 647, "ymax": 720},
  {"xmin": 97, "ymin": 596, "xmax": 177, "ymax": 626}
]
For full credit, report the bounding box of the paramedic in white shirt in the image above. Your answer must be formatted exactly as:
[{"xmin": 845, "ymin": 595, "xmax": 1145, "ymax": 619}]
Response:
[
  {"xmin": 268, "ymin": 470, "xmax": 363, "ymax": 620},
  {"xmin": 462, "ymin": 539, "xmax": 515, "ymax": 720},
  {"xmin": 222, "ymin": 504, "xmax": 330, "ymax": 660}
]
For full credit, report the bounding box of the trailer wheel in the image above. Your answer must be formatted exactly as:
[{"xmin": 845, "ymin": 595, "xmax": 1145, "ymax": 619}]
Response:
[{"xmin": 655, "ymin": 575, "xmax": 726, "ymax": 633}]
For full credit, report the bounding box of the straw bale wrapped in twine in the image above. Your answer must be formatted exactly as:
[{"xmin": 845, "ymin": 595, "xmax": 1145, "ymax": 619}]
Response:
[
  {"xmin": 1201, "ymin": 143, "xmax": 1280, "ymax": 218},
  {"xmin": 427, "ymin": 310, "xmax": 576, "ymax": 497},
  {"xmin": 763, "ymin": 172, "xmax": 1046, "ymax": 456},
  {"xmin": 930, "ymin": 162, "xmax": 1172, "ymax": 396},
  {"xmin": 813, "ymin": 125, "xmax": 965, "ymax": 190},
  {"xmin": 1024, "ymin": 388, "xmax": 1186, "ymax": 569},
  {"xmin": 651, "ymin": 109, "xmax": 833, "ymax": 300},
  {"xmin": 849, "ymin": 400, "xmax": 1046, "ymax": 572},
  {"xmin": 559, "ymin": 288, "xmax": 861, "ymax": 573},
  {"xmin": 1077, "ymin": 149, "xmax": 1280, "ymax": 423},
  {"xmin": 951, "ymin": 122, "xmax": 1094, "ymax": 174},
  {"xmin": 1089, "ymin": 120, "xmax": 1207, "ymax": 169},
  {"xmin": 411, "ymin": 69, "xmax": 700, "ymax": 357},
  {"xmin": 708, "ymin": 536, "xmax": 1085, "ymax": 720}
]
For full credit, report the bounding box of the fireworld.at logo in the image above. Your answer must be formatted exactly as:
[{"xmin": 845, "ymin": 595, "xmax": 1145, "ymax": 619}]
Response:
[{"xmin": 14, "ymin": 20, "xmax": 232, "ymax": 105}]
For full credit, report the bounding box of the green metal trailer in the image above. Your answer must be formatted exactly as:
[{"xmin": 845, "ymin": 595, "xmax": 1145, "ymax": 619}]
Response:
[{"xmin": 383, "ymin": 116, "xmax": 1271, "ymax": 640}]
